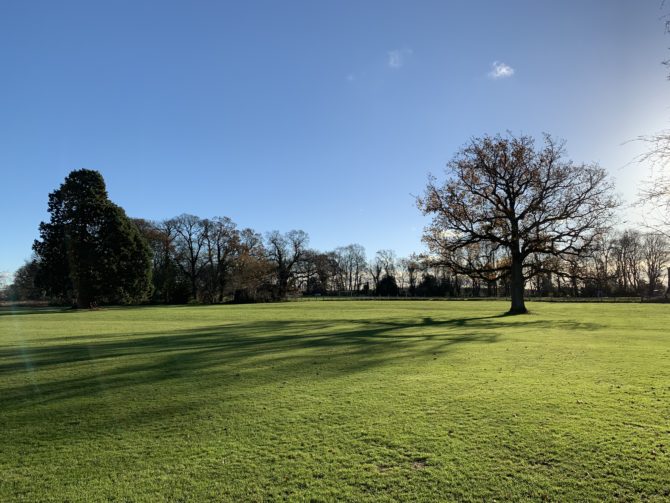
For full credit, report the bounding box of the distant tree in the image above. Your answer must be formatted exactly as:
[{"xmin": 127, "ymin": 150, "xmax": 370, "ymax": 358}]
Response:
[
  {"xmin": 400, "ymin": 256, "xmax": 420, "ymax": 296},
  {"xmin": 33, "ymin": 169, "xmax": 152, "ymax": 307},
  {"xmin": 265, "ymin": 230, "xmax": 309, "ymax": 299},
  {"xmin": 368, "ymin": 257, "xmax": 383, "ymax": 294},
  {"xmin": 296, "ymin": 250, "xmax": 320, "ymax": 294},
  {"xmin": 416, "ymin": 273, "xmax": 439, "ymax": 297},
  {"xmin": 418, "ymin": 133, "xmax": 619, "ymax": 314},
  {"xmin": 0, "ymin": 272, "xmax": 9, "ymax": 301},
  {"xmin": 334, "ymin": 244, "xmax": 367, "ymax": 294},
  {"xmin": 171, "ymin": 214, "xmax": 208, "ymax": 301},
  {"xmin": 7, "ymin": 260, "xmax": 43, "ymax": 301},
  {"xmin": 642, "ymin": 233, "xmax": 669, "ymax": 296},
  {"xmin": 563, "ymin": 255, "xmax": 587, "ymax": 297},
  {"xmin": 297, "ymin": 250, "xmax": 337, "ymax": 294},
  {"xmin": 231, "ymin": 228, "xmax": 273, "ymax": 303},
  {"xmin": 199, "ymin": 216, "xmax": 240, "ymax": 303},
  {"xmin": 210, "ymin": 217, "xmax": 240, "ymax": 302},
  {"xmin": 349, "ymin": 245, "xmax": 367, "ymax": 292},
  {"xmin": 582, "ymin": 231, "xmax": 616, "ymax": 297},
  {"xmin": 612, "ymin": 229, "xmax": 643, "ymax": 295},
  {"xmin": 376, "ymin": 249, "xmax": 397, "ymax": 278},
  {"xmin": 368, "ymin": 250, "xmax": 397, "ymax": 295},
  {"xmin": 134, "ymin": 218, "xmax": 190, "ymax": 304},
  {"xmin": 377, "ymin": 274, "xmax": 399, "ymax": 297}
]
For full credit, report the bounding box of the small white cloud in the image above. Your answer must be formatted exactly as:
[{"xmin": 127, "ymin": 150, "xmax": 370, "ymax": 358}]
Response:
[
  {"xmin": 387, "ymin": 48, "xmax": 413, "ymax": 69},
  {"xmin": 346, "ymin": 73, "xmax": 355, "ymax": 82},
  {"xmin": 488, "ymin": 61, "xmax": 515, "ymax": 79}
]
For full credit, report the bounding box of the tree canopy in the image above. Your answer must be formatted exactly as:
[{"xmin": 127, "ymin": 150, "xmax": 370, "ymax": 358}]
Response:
[{"xmin": 418, "ymin": 133, "xmax": 620, "ymax": 314}]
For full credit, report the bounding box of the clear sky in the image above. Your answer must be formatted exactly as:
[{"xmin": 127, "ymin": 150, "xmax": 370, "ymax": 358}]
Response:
[{"xmin": 1, "ymin": 0, "xmax": 669, "ymax": 277}]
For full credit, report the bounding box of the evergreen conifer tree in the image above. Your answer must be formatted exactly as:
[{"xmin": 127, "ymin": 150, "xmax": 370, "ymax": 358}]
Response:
[{"xmin": 34, "ymin": 169, "xmax": 152, "ymax": 307}]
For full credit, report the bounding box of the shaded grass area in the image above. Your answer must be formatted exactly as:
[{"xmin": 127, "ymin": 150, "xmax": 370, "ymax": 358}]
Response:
[{"xmin": 1, "ymin": 301, "xmax": 669, "ymax": 501}]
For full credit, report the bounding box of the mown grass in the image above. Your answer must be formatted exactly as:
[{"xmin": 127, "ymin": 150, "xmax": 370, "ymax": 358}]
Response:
[{"xmin": 0, "ymin": 301, "xmax": 669, "ymax": 502}]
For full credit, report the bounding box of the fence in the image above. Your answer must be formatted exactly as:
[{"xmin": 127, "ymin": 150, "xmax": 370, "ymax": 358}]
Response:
[{"xmin": 292, "ymin": 295, "xmax": 668, "ymax": 304}]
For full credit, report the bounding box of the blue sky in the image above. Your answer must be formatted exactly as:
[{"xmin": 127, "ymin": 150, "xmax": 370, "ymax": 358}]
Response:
[{"xmin": 1, "ymin": 0, "xmax": 669, "ymax": 276}]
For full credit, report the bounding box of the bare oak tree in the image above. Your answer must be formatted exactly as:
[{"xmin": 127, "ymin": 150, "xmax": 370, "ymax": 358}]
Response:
[{"xmin": 418, "ymin": 133, "xmax": 619, "ymax": 314}]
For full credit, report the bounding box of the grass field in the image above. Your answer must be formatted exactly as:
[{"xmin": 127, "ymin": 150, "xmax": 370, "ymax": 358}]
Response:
[{"xmin": 1, "ymin": 301, "xmax": 669, "ymax": 502}]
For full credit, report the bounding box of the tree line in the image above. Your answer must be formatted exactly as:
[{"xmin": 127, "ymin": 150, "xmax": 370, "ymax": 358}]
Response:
[
  {"xmin": 0, "ymin": 170, "xmax": 407, "ymax": 305},
  {"xmin": 6, "ymin": 218, "xmax": 668, "ymax": 306},
  {"xmin": 3, "ymin": 131, "xmax": 670, "ymax": 312}
]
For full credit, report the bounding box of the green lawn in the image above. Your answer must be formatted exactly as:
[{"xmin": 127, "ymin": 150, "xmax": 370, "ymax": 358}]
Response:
[{"xmin": 1, "ymin": 301, "xmax": 669, "ymax": 502}]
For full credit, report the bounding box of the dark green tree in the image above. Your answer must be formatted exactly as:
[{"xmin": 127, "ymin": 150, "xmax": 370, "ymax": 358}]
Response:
[
  {"xmin": 377, "ymin": 274, "xmax": 399, "ymax": 296},
  {"xmin": 33, "ymin": 169, "xmax": 152, "ymax": 307}
]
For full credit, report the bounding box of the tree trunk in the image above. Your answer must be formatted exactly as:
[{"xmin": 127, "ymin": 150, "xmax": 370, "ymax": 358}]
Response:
[
  {"xmin": 191, "ymin": 280, "xmax": 198, "ymax": 301},
  {"xmin": 74, "ymin": 280, "xmax": 93, "ymax": 309},
  {"xmin": 509, "ymin": 254, "xmax": 527, "ymax": 314},
  {"xmin": 277, "ymin": 268, "xmax": 289, "ymax": 299},
  {"xmin": 189, "ymin": 263, "xmax": 198, "ymax": 301},
  {"xmin": 217, "ymin": 266, "xmax": 227, "ymax": 303}
]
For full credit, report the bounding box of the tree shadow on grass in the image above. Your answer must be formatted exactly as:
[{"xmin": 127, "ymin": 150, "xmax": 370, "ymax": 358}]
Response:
[
  {"xmin": 0, "ymin": 313, "xmax": 514, "ymax": 372},
  {"xmin": 0, "ymin": 311, "xmax": 604, "ymax": 434}
]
